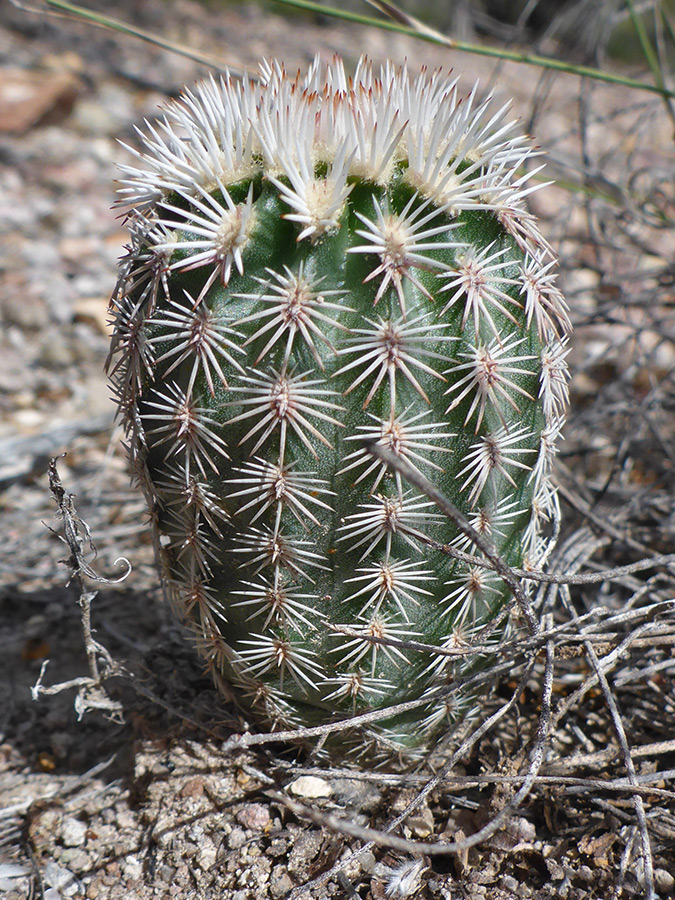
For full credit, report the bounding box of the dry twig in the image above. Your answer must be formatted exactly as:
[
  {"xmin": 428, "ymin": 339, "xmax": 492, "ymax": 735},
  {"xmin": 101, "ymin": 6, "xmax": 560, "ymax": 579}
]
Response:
[{"xmin": 31, "ymin": 457, "xmax": 130, "ymax": 720}]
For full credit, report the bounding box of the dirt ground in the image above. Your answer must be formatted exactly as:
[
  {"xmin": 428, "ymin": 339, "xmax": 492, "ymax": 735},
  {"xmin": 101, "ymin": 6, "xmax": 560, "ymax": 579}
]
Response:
[{"xmin": 1, "ymin": 1, "xmax": 674, "ymax": 898}]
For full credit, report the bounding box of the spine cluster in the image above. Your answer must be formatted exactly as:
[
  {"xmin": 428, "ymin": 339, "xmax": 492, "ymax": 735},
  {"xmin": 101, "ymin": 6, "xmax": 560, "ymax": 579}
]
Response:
[{"xmin": 108, "ymin": 57, "xmax": 570, "ymax": 758}]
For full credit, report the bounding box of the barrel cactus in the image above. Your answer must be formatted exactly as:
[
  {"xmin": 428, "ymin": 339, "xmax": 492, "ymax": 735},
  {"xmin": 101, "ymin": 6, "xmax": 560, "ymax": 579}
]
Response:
[{"xmin": 108, "ymin": 57, "xmax": 570, "ymax": 758}]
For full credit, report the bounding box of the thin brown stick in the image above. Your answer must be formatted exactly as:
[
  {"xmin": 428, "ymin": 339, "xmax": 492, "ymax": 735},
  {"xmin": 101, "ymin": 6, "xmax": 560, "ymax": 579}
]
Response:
[
  {"xmin": 221, "ymin": 656, "xmax": 516, "ymax": 752},
  {"xmin": 584, "ymin": 639, "xmax": 656, "ymax": 899},
  {"xmin": 423, "ymin": 534, "xmax": 675, "ymax": 585},
  {"xmin": 274, "ymin": 761, "xmax": 675, "ymax": 799},
  {"xmin": 31, "ymin": 458, "xmax": 130, "ymax": 718},
  {"xmin": 286, "ymin": 657, "xmax": 538, "ymax": 898},
  {"xmin": 362, "ymin": 440, "xmax": 539, "ymax": 635}
]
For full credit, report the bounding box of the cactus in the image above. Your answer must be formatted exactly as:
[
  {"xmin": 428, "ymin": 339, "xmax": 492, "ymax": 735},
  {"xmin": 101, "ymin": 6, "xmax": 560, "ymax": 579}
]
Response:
[{"xmin": 107, "ymin": 57, "xmax": 570, "ymax": 758}]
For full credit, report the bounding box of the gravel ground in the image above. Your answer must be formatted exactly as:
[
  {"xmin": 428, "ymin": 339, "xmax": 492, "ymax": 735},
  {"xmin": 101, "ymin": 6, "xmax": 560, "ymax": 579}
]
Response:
[{"xmin": 1, "ymin": 2, "xmax": 675, "ymax": 899}]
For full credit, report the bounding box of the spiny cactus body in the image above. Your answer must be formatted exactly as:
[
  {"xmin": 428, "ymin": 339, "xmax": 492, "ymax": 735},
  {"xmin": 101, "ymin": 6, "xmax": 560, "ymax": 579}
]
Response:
[{"xmin": 108, "ymin": 57, "xmax": 570, "ymax": 758}]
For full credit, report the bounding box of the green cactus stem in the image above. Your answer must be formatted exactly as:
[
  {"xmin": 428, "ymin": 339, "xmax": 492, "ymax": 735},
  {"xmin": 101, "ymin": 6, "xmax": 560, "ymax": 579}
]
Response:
[{"xmin": 107, "ymin": 57, "xmax": 570, "ymax": 759}]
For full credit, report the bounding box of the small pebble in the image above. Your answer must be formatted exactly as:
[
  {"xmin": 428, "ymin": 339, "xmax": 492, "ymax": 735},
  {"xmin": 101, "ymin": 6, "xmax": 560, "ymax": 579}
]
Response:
[
  {"xmin": 500, "ymin": 874, "xmax": 519, "ymax": 893},
  {"xmin": 157, "ymin": 864, "xmax": 175, "ymax": 884},
  {"xmin": 61, "ymin": 817, "xmax": 87, "ymax": 848},
  {"xmin": 38, "ymin": 335, "xmax": 75, "ymax": 368},
  {"xmin": 197, "ymin": 844, "xmax": 216, "ymax": 871},
  {"xmin": 406, "ymin": 804, "xmax": 434, "ymax": 838},
  {"xmin": 59, "ymin": 849, "xmax": 91, "ymax": 872},
  {"xmin": 122, "ymin": 857, "xmax": 143, "ymax": 881},
  {"xmin": 577, "ymin": 865, "xmax": 593, "ymax": 883},
  {"xmin": 655, "ymin": 868, "xmax": 675, "ymax": 893},
  {"xmin": 269, "ymin": 864, "xmax": 294, "ymax": 899},
  {"xmin": 267, "ymin": 838, "xmax": 287, "ymax": 858},
  {"xmin": 511, "ymin": 816, "xmax": 536, "ymax": 843},
  {"xmin": 227, "ymin": 827, "xmax": 247, "ymax": 850},
  {"xmin": 42, "ymin": 861, "xmax": 80, "ymax": 897},
  {"xmin": 288, "ymin": 775, "xmax": 333, "ymax": 799},
  {"xmin": 179, "ymin": 776, "xmax": 205, "ymax": 799},
  {"xmin": 2, "ymin": 292, "xmax": 46, "ymax": 330},
  {"xmin": 332, "ymin": 777, "xmax": 380, "ymax": 811},
  {"xmin": 115, "ymin": 809, "xmax": 137, "ymax": 831},
  {"xmin": 236, "ymin": 803, "xmax": 271, "ymax": 831},
  {"xmin": 359, "ymin": 851, "xmax": 376, "ymax": 874}
]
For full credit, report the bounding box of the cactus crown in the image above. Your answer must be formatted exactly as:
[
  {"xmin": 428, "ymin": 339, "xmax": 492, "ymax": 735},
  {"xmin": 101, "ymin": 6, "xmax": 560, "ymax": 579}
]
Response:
[{"xmin": 108, "ymin": 57, "xmax": 570, "ymax": 759}]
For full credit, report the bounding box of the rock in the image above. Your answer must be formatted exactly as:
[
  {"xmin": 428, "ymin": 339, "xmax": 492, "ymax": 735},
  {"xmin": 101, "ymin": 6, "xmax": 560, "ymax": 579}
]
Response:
[
  {"xmin": 59, "ymin": 849, "xmax": 91, "ymax": 872},
  {"xmin": 156, "ymin": 864, "xmax": 175, "ymax": 884},
  {"xmin": 179, "ymin": 776, "xmax": 205, "ymax": 799},
  {"xmin": 0, "ymin": 346, "xmax": 31, "ymax": 394},
  {"xmin": 38, "ymin": 334, "xmax": 75, "ymax": 369},
  {"xmin": 332, "ymin": 777, "xmax": 381, "ymax": 811},
  {"xmin": 72, "ymin": 295, "xmax": 114, "ymax": 338},
  {"xmin": 235, "ymin": 803, "xmax": 271, "ymax": 831},
  {"xmin": 72, "ymin": 83, "xmax": 135, "ymax": 137},
  {"xmin": 122, "ymin": 857, "xmax": 143, "ymax": 881},
  {"xmin": 197, "ymin": 844, "xmax": 216, "ymax": 871},
  {"xmin": 42, "ymin": 861, "xmax": 80, "ymax": 898},
  {"xmin": 269, "ymin": 864, "xmax": 294, "ymax": 899},
  {"xmin": 287, "ymin": 775, "xmax": 333, "ymax": 799},
  {"xmin": 2, "ymin": 284, "xmax": 46, "ymax": 330},
  {"xmin": 500, "ymin": 874, "xmax": 520, "ymax": 893},
  {"xmin": 227, "ymin": 827, "xmax": 246, "ymax": 850},
  {"xmin": 61, "ymin": 816, "xmax": 87, "ymax": 847},
  {"xmin": 267, "ymin": 837, "xmax": 288, "ymax": 858},
  {"xmin": 406, "ymin": 805, "xmax": 434, "ymax": 838},
  {"xmin": 0, "ymin": 67, "xmax": 81, "ymax": 134},
  {"xmin": 0, "ymin": 863, "xmax": 32, "ymax": 893},
  {"xmin": 655, "ymin": 868, "xmax": 675, "ymax": 893}
]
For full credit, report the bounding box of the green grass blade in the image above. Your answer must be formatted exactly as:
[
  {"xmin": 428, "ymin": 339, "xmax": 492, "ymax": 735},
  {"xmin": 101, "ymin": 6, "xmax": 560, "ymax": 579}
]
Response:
[
  {"xmin": 272, "ymin": 0, "xmax": 675, "ymax": 100},
  {"xmin": 626, "ymin": 0, "xmax": 666, "ymax": 92}
]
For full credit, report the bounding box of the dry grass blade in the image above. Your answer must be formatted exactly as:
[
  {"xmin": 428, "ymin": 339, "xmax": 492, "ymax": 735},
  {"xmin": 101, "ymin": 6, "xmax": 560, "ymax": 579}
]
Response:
[{"xmin": 361, "ymin": 0, "xmax": 442, "ymax": 40}]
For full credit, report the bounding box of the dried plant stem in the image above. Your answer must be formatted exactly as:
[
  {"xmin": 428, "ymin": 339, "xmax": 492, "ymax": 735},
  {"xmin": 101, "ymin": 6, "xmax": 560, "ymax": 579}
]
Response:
[
  {"xmin": 551, "ymin": 619, "xmax": 655, "ymax": 729},
  {"xmin": 614, "ymin": 827, "xmax": 641, "ymax": 900},
  {"xmin": 584, "ymin": 639, "xmax": 656, "ymax": 900},
  {"xmin": 556, "ymin": 480, "xmax": 657, "ymax": 556},
  {"xmin": 363, "ymin": 439, "xmax": 539, "ymax": 634},
  {"xmin": 431, "ymin": 541, "xmax": 675, "ymax": 586},
  {"xmin": 625, "ymin": 0, "xmax": 675, "ymax": 125},
  {"xmin": 17, "ymin": 0, "xmax": 675, "ymax": 103},
  {"xmin": 286, "ymin": 656, "xmax": 540, "ymax": 898},
  {"xmin": 275, "ymin": 760, "xmax": 675, "ymax": 799},
  {"xmin": 31, "ymin": 458, "xmax": 129, "ymax": 719},
  {"xmin": 221, "ymin": 657, "xmax": 516, "ymax": 752}
]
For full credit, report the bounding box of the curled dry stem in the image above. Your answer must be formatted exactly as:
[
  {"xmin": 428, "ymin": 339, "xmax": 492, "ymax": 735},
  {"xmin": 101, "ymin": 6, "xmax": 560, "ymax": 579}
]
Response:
[{"xmin": 32, "ymin": 458, "xmax": 130, "ymax": 720}]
